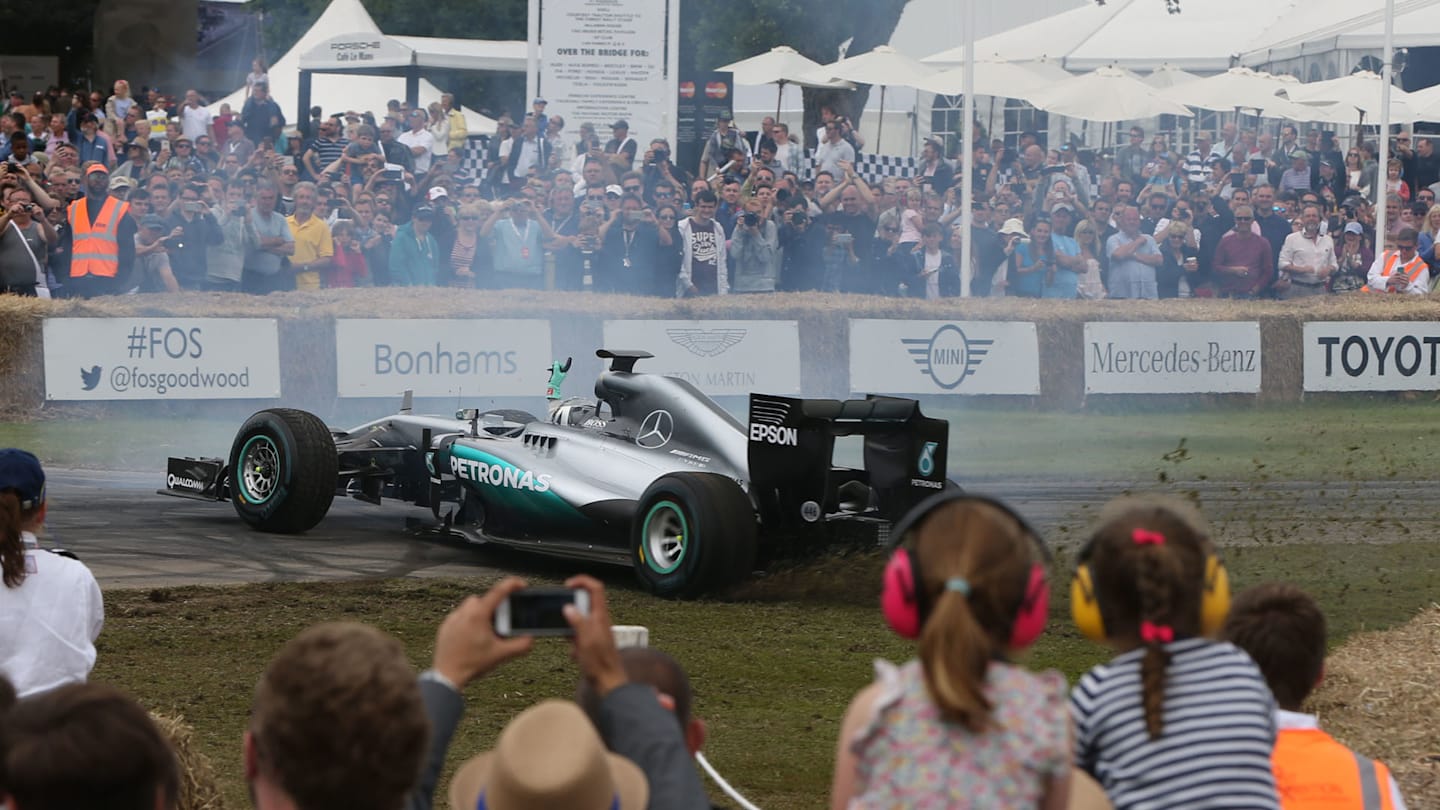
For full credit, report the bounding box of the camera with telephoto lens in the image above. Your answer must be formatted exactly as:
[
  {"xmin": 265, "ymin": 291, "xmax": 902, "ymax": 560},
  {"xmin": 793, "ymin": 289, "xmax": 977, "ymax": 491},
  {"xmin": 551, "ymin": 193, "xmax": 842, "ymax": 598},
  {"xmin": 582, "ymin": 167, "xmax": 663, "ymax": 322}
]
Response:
[
  {"xmin": 743, "ymin": 212, "xmax": 760, "ymax": 227},
  {"xmin": 790, "ymin": 210, "xmax": 807, "ymax": 226}
]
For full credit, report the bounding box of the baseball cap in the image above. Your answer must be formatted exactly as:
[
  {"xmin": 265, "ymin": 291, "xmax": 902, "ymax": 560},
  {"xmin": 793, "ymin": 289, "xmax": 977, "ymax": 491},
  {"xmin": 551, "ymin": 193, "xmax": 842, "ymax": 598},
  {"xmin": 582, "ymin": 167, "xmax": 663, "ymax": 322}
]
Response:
[
  {"xmin": 85, "ymin": 163, "xmax": 110, "ymax": 176},
  {"xmin": 605, "ymin": 184, "xmax": 623, "ymax": 197},
  {"xmin": 427, "ymin": 187, "xmax": 449, "ymax": 201},
  {"xmin": 1050, "ymin": 202, "xmax": 1075, "ymax": 214},
  {"xmin": 108, "ymin": 175, "xmax": 136, "ymax": 191},
  {"xmin": 717, "ymin": 111, "xmax": 733, "ymax": 121},
  {"xmin": 1344, "ymin": 221, "xmax": 1364, "ymax": 235},
  {"xmin": 610, "ymin": 119, "xmax": 629, "ymax": 130},
  {"xmin": 140, "ymin": 214, "xmax": 166, "ymax": 230},
  {"xmin": 412, "ymin": 205, "xmax": 436, "ymax": 220},
  {"xmin": 0, "ymin": 449, "xmax": 45, "ymax": 510},
  {"xmin": 532, "ymin": 97, "xmax": 548, "ymax": 106}
]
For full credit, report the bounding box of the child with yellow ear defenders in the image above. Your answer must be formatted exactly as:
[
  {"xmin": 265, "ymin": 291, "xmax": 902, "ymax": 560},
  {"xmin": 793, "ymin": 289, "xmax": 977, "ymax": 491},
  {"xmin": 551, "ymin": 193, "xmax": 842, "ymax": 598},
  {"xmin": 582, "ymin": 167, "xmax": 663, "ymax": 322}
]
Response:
[
  {"xmin": 1068, "ymin": 495, "xmax": 1281, "ymax": 810},
  {"xmin": 830, "ymin": 492, "xmax": 1083, "ymax": 809}
]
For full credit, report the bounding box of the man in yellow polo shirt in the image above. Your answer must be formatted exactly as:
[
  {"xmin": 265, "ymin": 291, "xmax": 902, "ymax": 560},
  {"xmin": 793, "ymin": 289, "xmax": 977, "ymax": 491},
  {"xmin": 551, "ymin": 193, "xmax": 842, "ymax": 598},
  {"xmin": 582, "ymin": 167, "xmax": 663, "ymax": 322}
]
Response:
[{"xmin": 286, "ymin": 181, "xmax": 333, "ymax": 290}]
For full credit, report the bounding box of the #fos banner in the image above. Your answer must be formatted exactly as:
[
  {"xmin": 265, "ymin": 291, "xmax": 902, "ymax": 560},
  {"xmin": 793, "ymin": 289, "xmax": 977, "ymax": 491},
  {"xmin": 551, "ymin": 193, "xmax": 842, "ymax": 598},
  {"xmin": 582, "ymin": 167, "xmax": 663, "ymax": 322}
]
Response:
[
  {"xmin": 1084, "ymin": 322, "xmax": 1261, "ymax": 394},
  {"xmin": 848, "ymin": 320, "xmax": 1040, "ymax": 395},
  {"xmin": 335, "ymin": 319, "xmax": 551, "ymax": 398},
  {"xmin": 1304, "ymin": 322, "xmax": 1440, "ymax": 391},
  {"xmin": 602, "ymin": 320, "xmax": 801, "ymax": 396},
  {"xmin": 43, "ymin": 318, "xmax": 281, "ymax": 400}
]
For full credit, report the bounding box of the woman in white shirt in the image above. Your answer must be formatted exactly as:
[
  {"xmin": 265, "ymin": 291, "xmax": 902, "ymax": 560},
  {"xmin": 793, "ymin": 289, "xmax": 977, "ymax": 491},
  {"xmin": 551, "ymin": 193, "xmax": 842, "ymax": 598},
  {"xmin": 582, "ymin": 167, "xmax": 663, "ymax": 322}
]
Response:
[{"xmin": 0, "ymin": 449, "xmax": 104, "ymax": 698}]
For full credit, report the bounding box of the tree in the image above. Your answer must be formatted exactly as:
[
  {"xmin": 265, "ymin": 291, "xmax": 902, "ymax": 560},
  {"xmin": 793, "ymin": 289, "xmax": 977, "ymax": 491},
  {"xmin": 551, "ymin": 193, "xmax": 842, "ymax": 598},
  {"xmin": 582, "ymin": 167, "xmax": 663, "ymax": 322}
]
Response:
[{"xmin": 682, "ymin": 0, "xmax": 914, "ymax": 148}]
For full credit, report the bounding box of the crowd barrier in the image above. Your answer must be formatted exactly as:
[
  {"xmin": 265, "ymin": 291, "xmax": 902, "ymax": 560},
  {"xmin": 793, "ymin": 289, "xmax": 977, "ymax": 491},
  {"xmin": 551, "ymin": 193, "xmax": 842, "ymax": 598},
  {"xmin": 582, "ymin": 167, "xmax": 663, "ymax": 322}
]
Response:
[{"xmin": 8, "ymin": 292, "xmax": 1440, "ymax": 414}]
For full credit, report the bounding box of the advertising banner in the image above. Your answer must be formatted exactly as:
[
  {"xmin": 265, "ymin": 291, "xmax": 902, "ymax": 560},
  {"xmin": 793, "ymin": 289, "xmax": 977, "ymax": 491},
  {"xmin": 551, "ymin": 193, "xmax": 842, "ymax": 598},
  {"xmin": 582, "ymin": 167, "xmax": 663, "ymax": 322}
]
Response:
[
  {"xmin": 676, "ymin": 70, "xmax": 732, "ymax": 174},
  {"xmin": 1084, "ymin": 322, "xmax": 1261, "ymax": 394},
  {"xmin": 1304, "ymin": 322, "xmax": 1440, "ymax": 391},
  {"xmin": 602, "ymin": 320, "xmax": 801, "ymax": 396},
  {"xmin": 43, "ymin": 318, "xmax": 280, "ymax": 400},
  {"xmin": 538, "ymin": 0, "xmax": 677, "ymax": 148},
  {"xmin": 849, "ymin": 320, "xmax": 1040, "ymax": 395},
  {"xmin": 336, "ymin": 319, "xmax": 551, "ymax": 398}
]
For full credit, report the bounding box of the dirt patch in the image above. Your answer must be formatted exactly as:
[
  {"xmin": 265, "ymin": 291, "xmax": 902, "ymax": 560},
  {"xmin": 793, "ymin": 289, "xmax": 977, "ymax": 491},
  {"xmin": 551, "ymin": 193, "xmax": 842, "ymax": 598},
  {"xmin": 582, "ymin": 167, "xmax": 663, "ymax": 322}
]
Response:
[{"xmin": 1309, "ymin": 605, "xmax": 1440, "ymax": 808}]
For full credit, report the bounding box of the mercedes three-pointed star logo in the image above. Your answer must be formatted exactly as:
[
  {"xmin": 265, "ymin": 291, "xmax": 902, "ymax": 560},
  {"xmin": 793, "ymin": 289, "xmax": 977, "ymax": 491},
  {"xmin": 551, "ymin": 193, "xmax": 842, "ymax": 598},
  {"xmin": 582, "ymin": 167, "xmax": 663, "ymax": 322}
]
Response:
[{"xmin": 636, "ymin": 409, "xmax": 674, "ymax": 449}]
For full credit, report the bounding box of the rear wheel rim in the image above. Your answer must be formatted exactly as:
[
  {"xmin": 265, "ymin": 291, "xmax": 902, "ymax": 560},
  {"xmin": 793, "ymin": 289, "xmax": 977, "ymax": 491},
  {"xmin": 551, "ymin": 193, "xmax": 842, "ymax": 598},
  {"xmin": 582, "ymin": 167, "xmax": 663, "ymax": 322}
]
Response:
[
  {"xmin": 642, "ymin": 500, "xmax": 687, "ymax": 574},
  {"xmin": 238, "ymin": 435, "xmax": 281, "ymax": 504}
]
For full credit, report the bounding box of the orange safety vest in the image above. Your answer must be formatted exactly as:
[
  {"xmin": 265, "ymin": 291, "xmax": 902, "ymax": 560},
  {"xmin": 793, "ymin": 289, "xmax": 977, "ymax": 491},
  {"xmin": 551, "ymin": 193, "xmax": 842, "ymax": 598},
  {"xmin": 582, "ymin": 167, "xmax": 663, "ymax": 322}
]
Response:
[
  {"xmin": 1273, "ymin": 727, "xmax": 1395, "ymax": 809},
  {"xmin": 1361, "ymin": 251, "xmax": 1426, "ymax": 293},
  {"xmin": 67, "ymin": 196, "xmax": 129, "ymax": 279}
]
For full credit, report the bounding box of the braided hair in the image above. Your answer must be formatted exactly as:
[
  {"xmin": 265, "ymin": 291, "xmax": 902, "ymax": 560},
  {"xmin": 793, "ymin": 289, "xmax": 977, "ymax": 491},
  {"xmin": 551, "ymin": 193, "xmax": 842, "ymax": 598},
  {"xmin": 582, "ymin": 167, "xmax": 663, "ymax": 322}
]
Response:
[{"xmin": 1087, "ymin": 496, "xmax": 1210, "ymax": 739}]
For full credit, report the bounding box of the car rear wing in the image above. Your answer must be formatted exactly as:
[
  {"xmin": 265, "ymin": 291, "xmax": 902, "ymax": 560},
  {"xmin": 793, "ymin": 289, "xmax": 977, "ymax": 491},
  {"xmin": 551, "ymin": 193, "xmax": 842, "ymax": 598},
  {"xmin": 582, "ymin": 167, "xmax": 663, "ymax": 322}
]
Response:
[{"xmin": 746, "ymin": 393, "xmax": 949, "ymax": 530}]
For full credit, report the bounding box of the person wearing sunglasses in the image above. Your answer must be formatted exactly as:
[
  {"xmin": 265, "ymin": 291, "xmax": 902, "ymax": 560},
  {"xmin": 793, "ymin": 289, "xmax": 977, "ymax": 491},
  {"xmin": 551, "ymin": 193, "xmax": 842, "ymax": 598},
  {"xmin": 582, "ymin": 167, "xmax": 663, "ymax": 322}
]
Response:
[
  {"xmin": 1211, "ymin": 205, "xmax": 1274, "ymax": 299},
  {"xmin": 1363, "ymin": 227, "xmax": 1429, "ymax": 294}
]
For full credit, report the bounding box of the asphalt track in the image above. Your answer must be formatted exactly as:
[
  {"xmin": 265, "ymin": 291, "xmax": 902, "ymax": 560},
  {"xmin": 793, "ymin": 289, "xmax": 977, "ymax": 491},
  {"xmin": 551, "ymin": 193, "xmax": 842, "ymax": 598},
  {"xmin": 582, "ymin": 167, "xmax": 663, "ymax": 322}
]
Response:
[{"xmin": 41, "ymin": 468, "xmax": 1438, "ymax": 589}]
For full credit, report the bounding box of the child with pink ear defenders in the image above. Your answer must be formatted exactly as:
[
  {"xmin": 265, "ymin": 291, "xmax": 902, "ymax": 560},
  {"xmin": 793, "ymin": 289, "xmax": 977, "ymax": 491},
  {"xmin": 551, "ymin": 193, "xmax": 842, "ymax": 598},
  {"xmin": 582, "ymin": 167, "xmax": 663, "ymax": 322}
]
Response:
[{"xmin": 829, "ymin": 492, "xmax": 1077, "ymax": 810}]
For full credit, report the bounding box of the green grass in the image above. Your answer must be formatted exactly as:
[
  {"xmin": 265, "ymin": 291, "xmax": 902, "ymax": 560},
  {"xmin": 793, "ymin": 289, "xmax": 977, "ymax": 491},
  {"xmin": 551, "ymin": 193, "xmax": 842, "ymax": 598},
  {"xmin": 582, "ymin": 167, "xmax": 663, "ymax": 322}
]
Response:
[
  {"xmin": 7, "ymin": 399, "xmax": 1440, "ymax": 482},
  {"xmin": 93, "ymin": 539, "xmax": 1440, "ymax": 810}
]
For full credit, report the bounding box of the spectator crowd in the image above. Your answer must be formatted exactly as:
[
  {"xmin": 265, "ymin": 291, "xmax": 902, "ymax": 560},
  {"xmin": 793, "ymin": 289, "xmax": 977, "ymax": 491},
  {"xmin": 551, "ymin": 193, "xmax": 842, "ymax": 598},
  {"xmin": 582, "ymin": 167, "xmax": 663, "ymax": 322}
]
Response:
[
  {"xmin": 3, "ymin": 74, "xmax": 1439, "ymax": 300},
  {"xmin": 0, "ymin": 445, "xmax": 1413, "ymax": 810}
]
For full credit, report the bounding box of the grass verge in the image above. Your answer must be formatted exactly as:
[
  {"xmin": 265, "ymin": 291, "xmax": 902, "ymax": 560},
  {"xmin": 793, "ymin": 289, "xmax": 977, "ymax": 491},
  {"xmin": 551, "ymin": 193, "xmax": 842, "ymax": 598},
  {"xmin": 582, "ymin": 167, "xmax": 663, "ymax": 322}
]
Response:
[
  {"xmin": 94, "ymin": 539, "xmax": 1440, "ymax": 810},
  {"xmin": 9, "ymin": 399, "xmax": 1440, "ymax": 483}
]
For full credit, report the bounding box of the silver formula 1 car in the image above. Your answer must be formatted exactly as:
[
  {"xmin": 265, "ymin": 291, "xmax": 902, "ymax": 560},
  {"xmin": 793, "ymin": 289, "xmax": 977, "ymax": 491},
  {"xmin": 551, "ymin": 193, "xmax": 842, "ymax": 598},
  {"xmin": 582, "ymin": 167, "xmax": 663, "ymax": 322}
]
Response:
[{"xmin": 160, "ymin": 349, "xmax": 951, "ymax": 596}]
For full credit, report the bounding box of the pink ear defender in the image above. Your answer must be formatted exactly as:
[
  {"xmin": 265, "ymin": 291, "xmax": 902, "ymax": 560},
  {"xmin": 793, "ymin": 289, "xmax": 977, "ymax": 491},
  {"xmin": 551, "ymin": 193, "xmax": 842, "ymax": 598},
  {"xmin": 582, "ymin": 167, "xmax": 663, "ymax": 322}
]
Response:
[{"xmin": 880, "ymin": 491, "xmax": 1051, "ymax": 650}]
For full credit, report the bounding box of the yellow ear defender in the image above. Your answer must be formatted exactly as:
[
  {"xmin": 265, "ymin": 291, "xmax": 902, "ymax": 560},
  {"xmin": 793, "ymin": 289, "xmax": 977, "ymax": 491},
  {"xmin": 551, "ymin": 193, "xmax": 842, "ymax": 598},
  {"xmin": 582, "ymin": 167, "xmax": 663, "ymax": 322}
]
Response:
[{"xmin": 1069, "ymin": 539, "xmax": 1231, "ymax": 643}]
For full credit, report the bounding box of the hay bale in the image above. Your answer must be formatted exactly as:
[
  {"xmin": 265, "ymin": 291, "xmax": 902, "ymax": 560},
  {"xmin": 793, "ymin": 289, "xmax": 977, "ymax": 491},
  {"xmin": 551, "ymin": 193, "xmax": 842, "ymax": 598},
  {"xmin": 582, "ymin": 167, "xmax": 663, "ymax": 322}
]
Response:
[
  {"xmin": 1308, "ymin": 605, "xmax": 1440, "ymax": 808},
  {"xmin": 149, "ymin": 711, "xmax": 226, "ymax": 810}
]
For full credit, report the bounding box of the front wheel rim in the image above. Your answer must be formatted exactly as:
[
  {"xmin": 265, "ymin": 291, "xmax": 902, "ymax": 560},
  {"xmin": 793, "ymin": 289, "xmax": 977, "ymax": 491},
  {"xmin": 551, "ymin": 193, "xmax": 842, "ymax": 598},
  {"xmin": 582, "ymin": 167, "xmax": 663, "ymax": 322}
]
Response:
[
  {"xmin": 642, "ymin": 501, "xmax": 688, "ymax": 574},
  {"xmin": 239, "ymin": 435, "xmax": 281, "ymax": 504}
]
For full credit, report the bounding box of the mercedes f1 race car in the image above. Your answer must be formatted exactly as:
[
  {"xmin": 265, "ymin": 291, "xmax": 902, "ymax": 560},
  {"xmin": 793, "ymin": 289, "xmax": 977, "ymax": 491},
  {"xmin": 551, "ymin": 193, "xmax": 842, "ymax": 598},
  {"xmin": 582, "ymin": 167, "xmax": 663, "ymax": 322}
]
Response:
[{"xmin": 160, "ymin": 349, "xmax": 951, "ymax": 596}]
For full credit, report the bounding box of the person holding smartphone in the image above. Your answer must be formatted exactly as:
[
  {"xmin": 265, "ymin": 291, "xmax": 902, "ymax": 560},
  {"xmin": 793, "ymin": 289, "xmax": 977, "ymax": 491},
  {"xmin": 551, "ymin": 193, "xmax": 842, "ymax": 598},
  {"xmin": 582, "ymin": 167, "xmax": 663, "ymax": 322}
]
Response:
[{"xmin": 1278, "ymin": 150, "xmax": 1314, "ymax": 197}]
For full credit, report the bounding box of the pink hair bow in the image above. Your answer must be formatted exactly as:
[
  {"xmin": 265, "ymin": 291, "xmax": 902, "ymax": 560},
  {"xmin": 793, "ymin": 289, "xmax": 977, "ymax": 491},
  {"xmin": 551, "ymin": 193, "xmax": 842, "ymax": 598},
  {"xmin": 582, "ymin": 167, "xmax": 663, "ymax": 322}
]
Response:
[
  {"xmin": 1131, "ymin": 528, "xmax": 1166, "ymax": 546},
  {"xmin": 1140, "ymin": 621, "xmax": 1175, "ymax": 644}
]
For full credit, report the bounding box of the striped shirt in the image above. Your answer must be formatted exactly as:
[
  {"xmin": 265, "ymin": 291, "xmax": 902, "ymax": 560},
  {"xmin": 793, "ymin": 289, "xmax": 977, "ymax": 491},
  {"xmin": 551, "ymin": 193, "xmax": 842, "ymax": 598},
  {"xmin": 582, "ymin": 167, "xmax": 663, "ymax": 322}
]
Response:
[
  {"xmin": 1184, "ymin": 148, "xmax": 1221, "ymax": 185},
  {"xmin": 1071, "ymin": 638, "xmax": 1279, "ymax": 810}
]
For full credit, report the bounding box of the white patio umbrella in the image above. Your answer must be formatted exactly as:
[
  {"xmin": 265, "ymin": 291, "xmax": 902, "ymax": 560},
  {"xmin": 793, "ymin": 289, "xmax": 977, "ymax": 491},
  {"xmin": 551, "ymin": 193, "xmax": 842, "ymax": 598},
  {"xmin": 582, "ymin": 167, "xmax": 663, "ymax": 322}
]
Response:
[
  {"xmin": 1281, "ymin": 70, "xmax": 1419, "ymax": 122},
  {"xmin": 1162, "ymin": 66, "xmax": 1332, "ymax": 121},
  {"xmin": 715, "ymin": 45, "xmax": 856, "ymax": 121},
  {"xmin": 1411, "ymin": 84, "xmax": 1440, "ymax": 122},
  {"xmin": 1024, "ymin": 66, "xmax": 1194, "ymax": 121},
  {"xmin": 1143, "ymin": 64, "xmax": 1202, "ymax": 89},
  {"xmin": 911, "ymin": 59, "xmax": 1061, "ymax": 100},
  {"xmin": 802, "ymin": 45, "xmax": 935, "ymax": 153}
]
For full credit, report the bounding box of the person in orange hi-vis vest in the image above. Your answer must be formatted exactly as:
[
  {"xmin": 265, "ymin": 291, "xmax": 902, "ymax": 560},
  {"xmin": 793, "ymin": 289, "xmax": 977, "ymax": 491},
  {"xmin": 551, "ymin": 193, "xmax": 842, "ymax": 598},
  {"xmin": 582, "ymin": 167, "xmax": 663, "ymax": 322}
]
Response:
[
  {"xmin": 1362, "ymin": 227, "xmax": 1428, "ymax": 294},
  {"xmin": 63, "ymin": 163, "xmax": 135, "ymax": 298},
  {"xmin": 1224, "ymin": 584, "xmax": 1407, "ymax": 810}
]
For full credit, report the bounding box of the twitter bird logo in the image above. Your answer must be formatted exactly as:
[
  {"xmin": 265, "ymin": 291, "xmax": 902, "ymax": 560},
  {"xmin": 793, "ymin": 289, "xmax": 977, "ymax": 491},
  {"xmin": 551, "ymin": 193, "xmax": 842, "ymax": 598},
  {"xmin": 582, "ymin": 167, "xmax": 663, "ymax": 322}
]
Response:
[{"xmin": 80, "ymin": 366, "xmax": 102, "ymax": 391}]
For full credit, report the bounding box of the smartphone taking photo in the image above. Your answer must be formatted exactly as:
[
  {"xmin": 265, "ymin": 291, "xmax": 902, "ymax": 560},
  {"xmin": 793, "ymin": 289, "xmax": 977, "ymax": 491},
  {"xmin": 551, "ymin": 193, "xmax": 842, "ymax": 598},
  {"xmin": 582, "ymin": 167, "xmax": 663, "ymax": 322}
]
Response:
[{"xmin": 493, "ymin": 587, "xmax": 590, "ymax": 637}]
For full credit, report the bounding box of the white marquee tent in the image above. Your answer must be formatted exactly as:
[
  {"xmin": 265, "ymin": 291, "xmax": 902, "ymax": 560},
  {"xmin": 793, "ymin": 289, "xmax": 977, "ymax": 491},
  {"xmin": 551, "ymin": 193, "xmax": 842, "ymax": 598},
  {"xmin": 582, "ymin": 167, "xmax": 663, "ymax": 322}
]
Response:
[
  {"xmin": 209, "ymin": 0, "xmax": 512, "ymax": 135},
  {"xmin": 922, "ymin": 0, "xmax": 1440, "ymax": 78}
]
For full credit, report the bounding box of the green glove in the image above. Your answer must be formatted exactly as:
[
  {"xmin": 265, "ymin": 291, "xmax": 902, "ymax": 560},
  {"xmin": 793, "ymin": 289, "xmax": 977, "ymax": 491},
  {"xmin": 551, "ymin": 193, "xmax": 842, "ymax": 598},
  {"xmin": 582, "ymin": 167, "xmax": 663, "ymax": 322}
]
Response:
[{"xmin": 545, "ymin": 360, "xmax": 568, "ymax": 400}]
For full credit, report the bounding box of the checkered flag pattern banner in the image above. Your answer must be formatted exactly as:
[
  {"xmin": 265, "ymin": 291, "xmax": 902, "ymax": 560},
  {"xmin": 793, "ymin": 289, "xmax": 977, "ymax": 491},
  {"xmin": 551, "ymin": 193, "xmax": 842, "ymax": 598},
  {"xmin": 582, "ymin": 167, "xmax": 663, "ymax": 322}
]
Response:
[{"xmin": 452, "ymin": 139, "xmax": 919, "ymax": 190}]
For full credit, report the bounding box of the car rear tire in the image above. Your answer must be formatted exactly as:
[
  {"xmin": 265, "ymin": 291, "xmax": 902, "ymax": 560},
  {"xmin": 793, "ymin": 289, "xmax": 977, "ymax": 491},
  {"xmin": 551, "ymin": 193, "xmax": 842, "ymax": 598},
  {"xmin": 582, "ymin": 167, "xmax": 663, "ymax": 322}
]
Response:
[
  {"xmin": 631, "ymin": 473, "xmax": 756, "ymax": 598},
  {"xmin": 229, "ymin": 408, "xmax": 337, "ymax": 534}
]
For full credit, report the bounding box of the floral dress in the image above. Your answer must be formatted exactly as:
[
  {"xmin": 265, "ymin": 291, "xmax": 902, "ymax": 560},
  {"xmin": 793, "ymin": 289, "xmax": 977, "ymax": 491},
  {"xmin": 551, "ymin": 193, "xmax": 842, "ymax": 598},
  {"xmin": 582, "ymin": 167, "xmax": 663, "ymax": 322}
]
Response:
[{"xmin": 849, "ymin": 659, "xmax": 1069, "ymax": 809}]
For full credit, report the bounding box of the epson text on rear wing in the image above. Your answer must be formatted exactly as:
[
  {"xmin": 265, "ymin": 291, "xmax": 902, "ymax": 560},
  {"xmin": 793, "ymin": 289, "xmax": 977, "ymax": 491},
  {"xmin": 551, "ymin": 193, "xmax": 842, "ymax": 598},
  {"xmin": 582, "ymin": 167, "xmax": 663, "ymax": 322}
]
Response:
[{"xmin": 746, "ymin": 393, "xmax": 949, "ymax": 531}]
